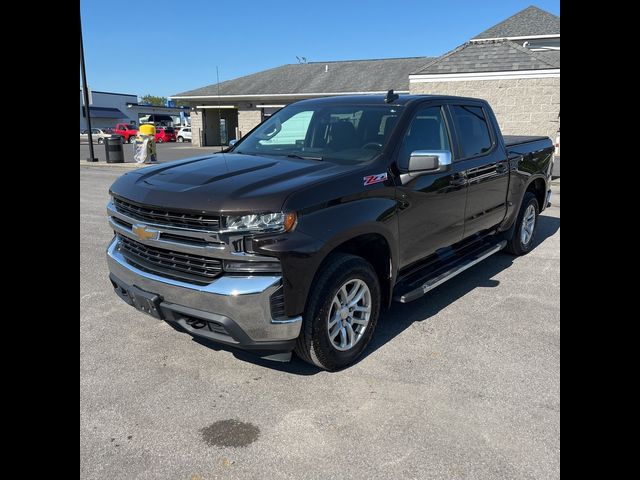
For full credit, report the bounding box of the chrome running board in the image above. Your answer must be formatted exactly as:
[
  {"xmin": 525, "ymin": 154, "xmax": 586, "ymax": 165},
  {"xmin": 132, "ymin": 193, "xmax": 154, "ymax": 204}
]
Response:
[{"xmin": 395, "ymin": 240, "xmax": 507, "ymax": 303}]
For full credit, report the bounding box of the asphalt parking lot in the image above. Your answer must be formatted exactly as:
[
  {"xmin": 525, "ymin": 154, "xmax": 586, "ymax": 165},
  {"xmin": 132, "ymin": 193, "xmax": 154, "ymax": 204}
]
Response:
[
  {"xmin": 80, "ymin": 141, "xmax": 225, "ymax": 164},
  {"xmin": 80, "ymin": 166, "xmax": 560, "ymax": 480}
]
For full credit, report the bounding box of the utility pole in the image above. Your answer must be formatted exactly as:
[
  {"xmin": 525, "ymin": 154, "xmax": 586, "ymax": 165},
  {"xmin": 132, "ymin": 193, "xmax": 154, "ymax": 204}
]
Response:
[{"xmin": 80, "ymin": 10, "xmax": 97, "ymax": 161}]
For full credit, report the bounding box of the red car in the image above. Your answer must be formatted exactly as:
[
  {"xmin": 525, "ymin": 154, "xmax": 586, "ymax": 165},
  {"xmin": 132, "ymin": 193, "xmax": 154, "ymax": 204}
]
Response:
[
  {"xmin": 155, "ymin": 127, "xmax": 176, "ymax": 143},
  {"xmin": 114, "ymin": 123, "xmax": 139, "ymax": 143}
]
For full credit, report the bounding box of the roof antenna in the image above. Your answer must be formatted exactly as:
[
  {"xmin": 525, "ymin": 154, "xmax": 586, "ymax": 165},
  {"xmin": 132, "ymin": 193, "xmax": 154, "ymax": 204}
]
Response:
[{"xmin": 385, "ymin": 89, "xmax": 399, "ymax": 103}]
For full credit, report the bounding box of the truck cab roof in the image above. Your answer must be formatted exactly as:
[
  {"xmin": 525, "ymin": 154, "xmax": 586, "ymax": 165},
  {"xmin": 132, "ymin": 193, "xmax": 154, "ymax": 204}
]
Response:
[{"xmin": 292, "ymin": 94, "xmax": 487, "ymax": 108}]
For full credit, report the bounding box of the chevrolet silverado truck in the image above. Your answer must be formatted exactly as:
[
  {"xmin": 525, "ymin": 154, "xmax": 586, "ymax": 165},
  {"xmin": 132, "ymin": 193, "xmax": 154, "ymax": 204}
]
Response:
[{"xmin": 106, "ymin": 92, "xmax": 553, "ymax": 371}]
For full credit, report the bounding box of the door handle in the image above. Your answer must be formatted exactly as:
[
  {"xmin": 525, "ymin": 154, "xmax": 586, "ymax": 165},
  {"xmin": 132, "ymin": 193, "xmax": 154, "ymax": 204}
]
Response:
[
  {"xmin": 450, "ymin": 173, "xmax": 467, "ymax": 186},
  {"xmin": 496, "ymin": 163, "xmax": 508, "ymax": 174}
]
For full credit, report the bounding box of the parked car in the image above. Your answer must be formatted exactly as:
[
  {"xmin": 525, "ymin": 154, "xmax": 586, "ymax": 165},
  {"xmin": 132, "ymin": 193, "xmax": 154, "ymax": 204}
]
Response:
[
  {"xmin": 155, "ymin": 126, "xmax": 176, "ymax": 143},
  {"xmin": 80, "ymin": 128, "xmax": 113, "ymax": 144},
  {"xmin": 114, "ymin": 123, "xmax": 139, "ymax": 143},
  {"xmin": 176, "ymin": 127, "xmax": 192, "ymax": 142},
  {"xmin": 106, "ymin": 93, "xmax": 553, "ymax": 371}
]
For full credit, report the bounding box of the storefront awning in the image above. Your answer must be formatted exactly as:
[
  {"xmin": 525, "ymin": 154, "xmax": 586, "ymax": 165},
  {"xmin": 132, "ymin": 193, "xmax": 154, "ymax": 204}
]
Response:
[{"xmin": 81, "ymin": 106, "xmax": 126, "ymax": 119}]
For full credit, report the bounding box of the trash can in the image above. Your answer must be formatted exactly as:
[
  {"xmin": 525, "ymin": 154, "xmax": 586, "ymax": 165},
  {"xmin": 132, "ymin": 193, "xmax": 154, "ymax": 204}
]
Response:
[
  {"xmin": 133, "ymin": 124, "xmax": 157, "ymax": 163},
  {"xmin": 105, "ymin": 135, "xmax": 124, "ymax": 163}
]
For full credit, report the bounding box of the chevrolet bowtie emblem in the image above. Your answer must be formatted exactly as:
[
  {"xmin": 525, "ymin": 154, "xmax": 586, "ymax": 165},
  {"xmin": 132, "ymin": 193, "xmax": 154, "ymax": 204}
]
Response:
[{"xmin": 132, "ymin": 224, "xmax": 159, "ymax": 241}]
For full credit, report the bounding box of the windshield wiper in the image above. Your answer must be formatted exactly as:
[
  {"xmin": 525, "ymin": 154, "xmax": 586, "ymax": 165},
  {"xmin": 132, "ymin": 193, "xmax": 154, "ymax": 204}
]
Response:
[{"xmin": 286, "ymin": 153, "xmax": 323, "ymax": 161}]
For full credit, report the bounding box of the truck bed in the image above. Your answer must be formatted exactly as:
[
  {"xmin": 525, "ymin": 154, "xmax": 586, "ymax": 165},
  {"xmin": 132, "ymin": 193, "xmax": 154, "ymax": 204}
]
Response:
[{"xmin": 503, "ymin": 135, "xmax": 549, "ymax": 147}]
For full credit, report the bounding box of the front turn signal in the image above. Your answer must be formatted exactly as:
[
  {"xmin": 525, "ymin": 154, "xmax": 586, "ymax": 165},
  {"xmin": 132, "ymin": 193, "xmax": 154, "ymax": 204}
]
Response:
[{"xmin": 284, "ymin": 212, "xmax": 297, "ymax": 232}]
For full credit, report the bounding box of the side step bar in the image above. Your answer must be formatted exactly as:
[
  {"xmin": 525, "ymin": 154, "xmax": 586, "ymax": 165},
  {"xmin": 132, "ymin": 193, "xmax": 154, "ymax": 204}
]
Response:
[{"xmin": 395, "ymin": 240, "xmax": 507, "ymax": 303}]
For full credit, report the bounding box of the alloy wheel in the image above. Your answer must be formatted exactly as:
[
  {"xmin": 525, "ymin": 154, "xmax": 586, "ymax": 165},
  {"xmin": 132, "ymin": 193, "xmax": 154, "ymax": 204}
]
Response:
[
  {"xmin": 327, "ymin": 279, "xmax": 371, "ymax": 351},
  {"xmin": 521, "ymin": 204, "xmax": 536, "ymax": 245}
]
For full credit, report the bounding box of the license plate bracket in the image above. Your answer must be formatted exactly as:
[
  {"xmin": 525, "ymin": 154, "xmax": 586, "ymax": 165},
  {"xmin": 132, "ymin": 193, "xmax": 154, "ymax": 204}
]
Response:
[{"xmin": 128, "ymin": 285, "xmax": 163, "ymax": 320}]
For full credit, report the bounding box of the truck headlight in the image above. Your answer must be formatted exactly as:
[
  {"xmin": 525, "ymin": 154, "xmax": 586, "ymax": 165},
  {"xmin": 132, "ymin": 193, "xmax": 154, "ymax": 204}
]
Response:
[
  {"xmin": 223, "ymin": 260, "xmax": 282, "ymax": 273},
  {"xmin": 224, "ymin": 212, "xmax": 297, "ymax": 233}
]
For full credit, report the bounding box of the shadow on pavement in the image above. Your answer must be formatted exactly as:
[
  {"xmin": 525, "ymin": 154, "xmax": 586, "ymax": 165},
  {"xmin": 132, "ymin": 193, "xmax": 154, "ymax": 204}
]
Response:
[
  {"xmin": 186, "ymin": 214, "xmax": 559, "ymax": 374},
  {"xmin": 360, "ymin": 214, "xmax": 559, "ymax": 364}
]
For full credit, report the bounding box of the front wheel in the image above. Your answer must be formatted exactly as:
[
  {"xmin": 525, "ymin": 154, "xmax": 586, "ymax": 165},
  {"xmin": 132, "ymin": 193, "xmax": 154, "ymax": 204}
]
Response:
[
  {"xmin": 295, "ymin": 253, "xmax": 380, "ymax": 371},
  {"xmin": 128, "ymin": 136, "xmax": 134, "ymax": 143},
  {"xmin": 505, "ymin": 192, "xmax": 539, "ymax": 255},
  {"xmin": 97, "ymin": 138, "xmax": 104, "ymax": 144},
  {"xmin": 157, "ymin": 138, "xmax": 163, "ymax": 143},
  {"xmin": 177, "ymin": 136, "xmax": 184, "ymax": 142}
]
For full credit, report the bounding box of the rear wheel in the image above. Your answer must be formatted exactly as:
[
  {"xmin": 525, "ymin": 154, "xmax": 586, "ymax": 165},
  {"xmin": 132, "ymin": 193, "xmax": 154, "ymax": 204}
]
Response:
[
  {"xmin": 505, "ymin": 192, "xmax": 539, "ymax": 255},
  {"xmin": 157, "ymin": 138, "xmax": 164, "ymax": 143},
  {"xmin": 97, "ymin": 137, "xmax": 104, "ymax": 144},
  {"xmin": 295, "ymin": 253, "xmax": 380, "ymax": 371},
  {"xmin": 128, "ymin": 136, "xmax": 134, "ymax": 143}
]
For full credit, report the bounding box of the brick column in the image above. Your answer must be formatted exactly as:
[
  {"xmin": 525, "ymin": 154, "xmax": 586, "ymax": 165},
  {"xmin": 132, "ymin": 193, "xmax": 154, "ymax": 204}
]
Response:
[
  {"xmin": 190, "ymin": 109, "xmax": 203, "ymax": 147},
  {"xmin": 237, "ymin": 105, "xmax": 262, "ymax": 138}
]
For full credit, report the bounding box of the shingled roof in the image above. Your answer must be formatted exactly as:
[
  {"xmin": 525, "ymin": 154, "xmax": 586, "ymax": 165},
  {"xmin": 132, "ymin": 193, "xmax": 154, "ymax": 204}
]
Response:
[
  {"xmin": 472, "ymin": 5, "xmax": 560, "ymax": 40},
  {"xmin": 172, "ymin": 57, "xmax": 434, "ymax": 98},
  {"xmin": 412, "ymin": 40, "xmax": 559, "ymax": 75}
]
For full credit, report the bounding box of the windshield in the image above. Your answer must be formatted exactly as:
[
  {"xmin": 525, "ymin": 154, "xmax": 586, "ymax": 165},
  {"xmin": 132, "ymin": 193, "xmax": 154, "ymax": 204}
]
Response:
[{"xmin": 235, "ymin": 104, "xmax": 403, "ymax": 164}]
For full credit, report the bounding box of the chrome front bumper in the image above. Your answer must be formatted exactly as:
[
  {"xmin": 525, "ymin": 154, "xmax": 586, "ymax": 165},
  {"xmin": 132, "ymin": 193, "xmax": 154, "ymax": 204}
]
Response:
[{"xmin": 106, "ymin": 238, "xmax": 302, "ymax": 347}]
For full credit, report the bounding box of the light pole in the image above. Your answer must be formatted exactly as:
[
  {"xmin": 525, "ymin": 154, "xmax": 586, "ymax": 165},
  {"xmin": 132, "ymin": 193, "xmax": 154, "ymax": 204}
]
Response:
[{"xmin": 80, "ymin": 11, "xmax": 97, "ymax": 161}]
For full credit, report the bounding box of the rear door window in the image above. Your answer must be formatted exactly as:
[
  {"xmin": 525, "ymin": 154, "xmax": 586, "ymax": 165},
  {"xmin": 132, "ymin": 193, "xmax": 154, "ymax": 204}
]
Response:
[{"xmin": 450, "ymin": 105, "xmax": 493, "ymax": 158}]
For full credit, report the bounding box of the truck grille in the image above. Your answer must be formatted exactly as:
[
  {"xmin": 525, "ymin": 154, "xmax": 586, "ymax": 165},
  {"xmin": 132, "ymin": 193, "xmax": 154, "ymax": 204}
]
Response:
[
  {"xmin": 113, "ymin": 196, "xmax": 220, "ymax": 231},
  {"xmin": 117, "ymin": 235, "xmax": 222, "ymax": 284}
]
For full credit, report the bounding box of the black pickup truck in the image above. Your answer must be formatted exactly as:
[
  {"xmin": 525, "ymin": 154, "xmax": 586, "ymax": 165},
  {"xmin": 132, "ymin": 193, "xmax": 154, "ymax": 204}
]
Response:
[{"xmin": 106, "ymin": 92, "xmax": 553, "ymax": 371}]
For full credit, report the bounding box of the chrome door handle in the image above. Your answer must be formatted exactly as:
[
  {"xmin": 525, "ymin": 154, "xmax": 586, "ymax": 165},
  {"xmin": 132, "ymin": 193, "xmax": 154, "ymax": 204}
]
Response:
[
  {"xmin": 496, "ymin": 163, "xmax": 508, "ymax": 174},
  {"xmin": 450, "ymin": 173, "xmax": 467, "ymax": 186}
]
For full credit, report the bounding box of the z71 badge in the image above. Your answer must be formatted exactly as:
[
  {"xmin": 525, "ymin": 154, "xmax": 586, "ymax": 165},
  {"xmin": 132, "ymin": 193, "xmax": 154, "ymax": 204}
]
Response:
[{"xmin": 363, "ymin": 173, "xmax": 388, "ymax": 186}]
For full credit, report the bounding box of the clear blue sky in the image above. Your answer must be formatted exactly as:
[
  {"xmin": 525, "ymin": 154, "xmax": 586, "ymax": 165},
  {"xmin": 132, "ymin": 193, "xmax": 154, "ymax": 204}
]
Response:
[{"xmin": 80, "ymin": 0, "xmax": 559, "ymax": 98}]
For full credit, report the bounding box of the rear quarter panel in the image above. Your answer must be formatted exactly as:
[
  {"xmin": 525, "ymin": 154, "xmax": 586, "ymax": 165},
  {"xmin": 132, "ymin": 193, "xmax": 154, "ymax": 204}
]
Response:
[{"xmin": 501, "ymin": 138, "xmax": 554, "ymax": 230}]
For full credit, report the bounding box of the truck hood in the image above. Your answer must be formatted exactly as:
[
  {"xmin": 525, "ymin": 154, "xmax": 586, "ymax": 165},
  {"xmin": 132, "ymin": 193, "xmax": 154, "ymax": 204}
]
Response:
[{"xmin": 109, "ymin": 153, "xmax": 353, "ymax": 213}]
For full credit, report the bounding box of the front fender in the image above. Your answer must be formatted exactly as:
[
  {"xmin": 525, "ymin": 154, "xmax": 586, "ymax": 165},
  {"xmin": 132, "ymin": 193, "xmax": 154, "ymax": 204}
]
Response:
[{"xmin": 252, "ymin": 195, "xmax": 398, "ymax": 316}]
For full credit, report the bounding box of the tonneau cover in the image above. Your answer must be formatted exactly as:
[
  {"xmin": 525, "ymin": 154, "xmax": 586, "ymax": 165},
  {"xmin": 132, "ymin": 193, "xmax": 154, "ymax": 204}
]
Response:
[{"xmin": 503, "ymin": 135, "xmax": 549, "ymax": 147}]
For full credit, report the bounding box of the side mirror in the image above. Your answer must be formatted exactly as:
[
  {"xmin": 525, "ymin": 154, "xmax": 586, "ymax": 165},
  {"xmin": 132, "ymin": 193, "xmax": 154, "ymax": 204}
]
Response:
[
  {"xmin": 228, "ymin": 139, "xmax": 238, "ymax": 147},
  {"xmin": 408, "ymin": 150, "xmax": 452, "ymax": 175}
]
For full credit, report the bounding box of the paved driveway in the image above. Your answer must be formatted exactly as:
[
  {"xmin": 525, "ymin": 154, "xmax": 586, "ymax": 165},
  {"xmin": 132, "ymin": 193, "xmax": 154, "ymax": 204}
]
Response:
[{"xmin": 81, "ymin": 167, "xmax": 560, "ymax": 480}]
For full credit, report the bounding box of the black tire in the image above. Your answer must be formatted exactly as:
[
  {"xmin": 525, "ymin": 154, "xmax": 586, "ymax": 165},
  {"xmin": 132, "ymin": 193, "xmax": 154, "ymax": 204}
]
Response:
[
  {"xmin": 177, "ymin": 136, "xmax": 184, "ymax": 142},
  {"xmin": 157, "ymin": 138, "xmax": 163, "ymax": 143},
  {"xmin": 294, "ymin": 253, "xmax": 380, "ymax": 371},
  {"xmin": 505, "ymin": 192, "xmax": 539, "ymax": 255},
  {"xmin": 97, "ymin": 138, "xmax": 104, "ymax": 144},
  {"xmin": 128, "ymin": 136, "xmax": 134, "ymax": 143}
]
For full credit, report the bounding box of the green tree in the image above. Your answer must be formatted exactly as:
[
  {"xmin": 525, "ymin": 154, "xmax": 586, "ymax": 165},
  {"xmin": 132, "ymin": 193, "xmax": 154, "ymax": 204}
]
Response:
[{"xmin": 139, "ymin": 94, "xmax": 167, "ymax": 106}]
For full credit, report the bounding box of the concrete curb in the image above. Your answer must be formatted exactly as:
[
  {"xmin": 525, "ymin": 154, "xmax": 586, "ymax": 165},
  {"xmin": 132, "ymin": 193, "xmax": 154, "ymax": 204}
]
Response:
[{"xmin": 80, "ymin": 161, "xmax": 149, "ymax": 169}]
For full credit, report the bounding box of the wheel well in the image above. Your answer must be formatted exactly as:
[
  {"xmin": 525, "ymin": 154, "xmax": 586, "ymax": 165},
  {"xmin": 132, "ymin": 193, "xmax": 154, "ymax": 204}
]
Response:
[
  {"xmin": 527, "ymin": 178, "xmax": 546, "ymax": 210},
  {"xmin": 330, "ymin": 234, "xmax": 392, "ymax": 307}
]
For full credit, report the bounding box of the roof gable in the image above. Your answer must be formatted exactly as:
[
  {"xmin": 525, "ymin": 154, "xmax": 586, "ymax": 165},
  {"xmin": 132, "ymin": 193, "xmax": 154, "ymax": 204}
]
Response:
[
  {"xmin": 412, "ymin": 40, "xmax": 559, "ymax": 75},
  {"xmin": 473, "ymin": 5, "xmax": 560, "ymax": 40}
]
